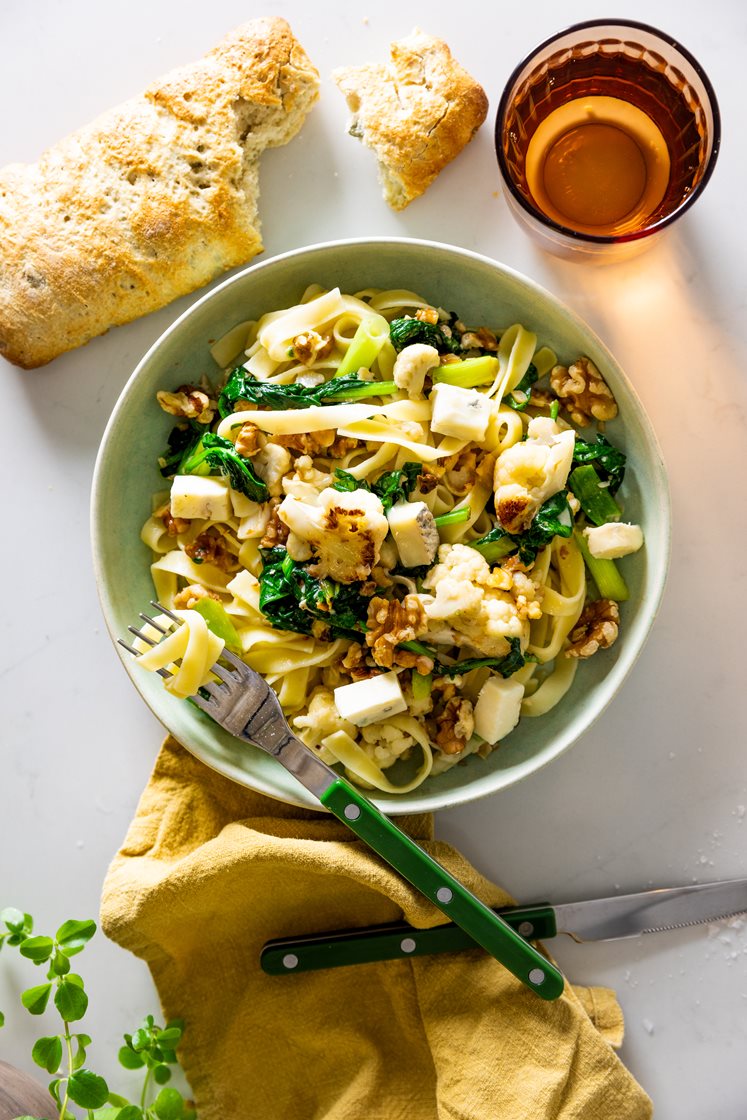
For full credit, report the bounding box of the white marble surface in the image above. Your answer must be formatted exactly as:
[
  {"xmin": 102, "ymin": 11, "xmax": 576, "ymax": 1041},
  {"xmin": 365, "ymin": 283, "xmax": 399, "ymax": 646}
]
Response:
[{"xmin": 1, "ymin": 1, "xmax": 745, "ymax": 1116}]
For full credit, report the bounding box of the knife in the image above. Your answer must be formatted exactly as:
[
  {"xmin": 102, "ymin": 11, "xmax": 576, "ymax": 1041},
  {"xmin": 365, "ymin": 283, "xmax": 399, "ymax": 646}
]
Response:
[{"xmin": 260, "ymin": 877, "xmax": 747, "ymax": 975}]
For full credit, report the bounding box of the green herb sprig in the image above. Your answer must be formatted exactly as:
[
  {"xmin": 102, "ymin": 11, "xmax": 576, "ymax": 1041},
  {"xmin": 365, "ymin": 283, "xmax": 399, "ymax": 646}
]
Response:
[{"xmin": 0, "ymin": 907, "xmax": 195, "ymax": 1120}]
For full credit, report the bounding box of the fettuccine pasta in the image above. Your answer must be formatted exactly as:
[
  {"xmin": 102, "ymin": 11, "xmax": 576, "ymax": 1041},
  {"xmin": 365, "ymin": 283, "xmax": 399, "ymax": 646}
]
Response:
[{"xmin": 137, "ymin": 286, "xmax": 644, "ymax": 792}]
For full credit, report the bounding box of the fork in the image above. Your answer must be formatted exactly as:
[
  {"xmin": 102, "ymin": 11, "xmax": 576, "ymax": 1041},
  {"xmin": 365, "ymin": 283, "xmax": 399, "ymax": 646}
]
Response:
[{"xmin": 120, "ymin": 603, "xmax": 564, "ymax": 1001}]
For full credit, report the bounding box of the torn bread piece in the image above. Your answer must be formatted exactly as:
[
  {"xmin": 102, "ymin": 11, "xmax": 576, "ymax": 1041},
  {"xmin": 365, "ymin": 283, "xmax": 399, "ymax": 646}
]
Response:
[
  {"xmin": 333, "ymin": 30, "xmax": 488, "ymax": 210},
  {"xmin": 0, "ymin": 18, "xmax": 319, "ymax": 368}
]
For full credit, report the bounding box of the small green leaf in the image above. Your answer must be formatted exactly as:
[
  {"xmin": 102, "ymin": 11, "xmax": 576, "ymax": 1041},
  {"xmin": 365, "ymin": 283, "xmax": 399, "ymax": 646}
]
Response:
[
  {"xmin": 118, "ymin": 1045, "xmax": 145, "ymax": 1070},
  {"xmin": 156, "ymin": 1027, "xmax": 182, "ymax": 1045},
  {"xmin": 72, "ymin": 1032, "xmax": 91, "ymax": 1071},
  {"xmin": 159, "ymin": 1048, "xmax": 177, "ymax": 1065},
  {"xmin": 153, "ymin": 1064, "xmax": 172, "ymax": 1085},
  {"xmin": 32, "ymin": 1034, "xmax": 63, "ymax": 1073},
  {"xmin": 107, "ymin": 1092, "xmax": 132, "ymax": 1106},
  {"xmin": 50, "ymin": 949, "xmax": 71, "ymax": 976},
  {"xmin": 21, "ymin": 982, "xmax": 53, "ymax": 1015},
  {"xmin": 152, "ymin": 1086, "xmax": 185, "ymax": 1120},
  {"xmin": 1, "ymin": 906, "xmax": 25, "ymax": 931},
  {"xmin": 55, "ymin": 919, "xmax": 97, "ymax": 956},
  {"xmin": 131, "ymin": 1027, "xmax": 151, "ymax": 1051},
  {"xmin": 165, "ymin": 1018, "xmax": 184, "ymax": 1032},
  {"xmin": 0, "ymin": 1010, "xmax": 4, "ymax": 1027},
  {"xmin": 19, "ymin": 936, "xmax": 54, "ymax": 963},
  {"xmin": 144, "ymin": 1014, "xmax": 155, "ymax": 1029},
  {"xmin": 55, "ymin": 978, "xmax": 88, "ymax": 1022},
  {"xmin": 67, "ymin": 1067, "xmax": 109, "ymax": 1109},
  {"xmin": 48, "ymin": 1077, "xmax": 62, "ymax": 1105},
  {"xmin": 65, "ymin": 972, "xmax": 85, "ymax": 988},
  {"xmin": 116, "ymin": 1107, "xmax": 145, "ymax": 1120}
]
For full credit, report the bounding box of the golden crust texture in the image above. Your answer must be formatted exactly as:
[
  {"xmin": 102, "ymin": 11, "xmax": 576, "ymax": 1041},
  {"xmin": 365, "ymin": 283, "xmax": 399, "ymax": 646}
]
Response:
[
  {"xmin": 0, "ymin": 18, "xmax": 319, "ymax": 368},
  {"xmin": 333, "ymin": 29, "xmax": 488, "ymax": 211}
]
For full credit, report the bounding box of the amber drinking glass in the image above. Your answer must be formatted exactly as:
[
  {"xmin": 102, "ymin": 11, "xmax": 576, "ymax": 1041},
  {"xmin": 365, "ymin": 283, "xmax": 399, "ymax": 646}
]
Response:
[{"xmin": 495, "ymin": 20, "xmax": 721, "ymax": 259}]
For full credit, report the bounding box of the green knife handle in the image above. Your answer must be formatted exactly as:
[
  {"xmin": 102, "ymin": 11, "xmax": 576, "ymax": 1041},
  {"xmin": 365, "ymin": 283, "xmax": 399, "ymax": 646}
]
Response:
[
  {"xmin": 260, "ymin": 905, "xmax": 558, "ymax": 975},
  {"xmin": 320, "ymin": 778, "xmax": 564, "ymax": 1000}
]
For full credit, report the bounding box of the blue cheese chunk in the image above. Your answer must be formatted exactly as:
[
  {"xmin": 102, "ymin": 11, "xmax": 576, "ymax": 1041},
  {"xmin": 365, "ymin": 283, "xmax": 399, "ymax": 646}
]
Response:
[
  {"xmin": 333, "ymin": 671, "xmax": 407, "ymax": 727},
  {"xmin": 170, "ymin": 475, "xmax": 231, "ymax": 521},
  {"xmin": 387, "ymin": 501, "xmax": 440, "ymax": 568},
  {"xmin": 430, "ymin": 383, "xmax": 492, "ymax": 442},
  {"xmin": 584, "ymin": 522, "xmax": 644, "ymax": 559},
  {"xmin": 473, "ymin": 675, "xmax": 524, "ymax": 744}
]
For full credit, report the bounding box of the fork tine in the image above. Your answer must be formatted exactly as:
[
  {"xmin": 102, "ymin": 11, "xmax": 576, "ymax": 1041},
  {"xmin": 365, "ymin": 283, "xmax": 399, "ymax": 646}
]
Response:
[
  {"xmin": 117, "ymin": 638, "xmax": 172, "ymax": 679},
  {"xmin": 140, "ymin": 613, "xmax": 170, "ymax": 634},
  {"xmin": 128, "ymin": 625, "xmax": 158, "ymax": 646},
  {"xmin": 209, "ymin": 661, "xmax": 238, "ymax": 684},
  {"xmin": 153, "ymin": 600, "xmax": 181, "ymax": 623},
  {"xmin": 189, "ymin": 690, "xmax": 216, "ymax": 713}
]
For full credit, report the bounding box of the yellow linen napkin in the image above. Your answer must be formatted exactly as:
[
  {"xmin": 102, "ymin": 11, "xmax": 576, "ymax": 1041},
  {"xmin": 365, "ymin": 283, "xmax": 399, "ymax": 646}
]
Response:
[{"xmin": 101, "ymin": 737, "xmax": 652, "ymax": 1120}]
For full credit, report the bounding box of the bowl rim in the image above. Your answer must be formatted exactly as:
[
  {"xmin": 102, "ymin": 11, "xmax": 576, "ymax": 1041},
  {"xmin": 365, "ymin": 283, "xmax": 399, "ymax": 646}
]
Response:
[
  {"xmin": 91, "ymin": 235, "xmax": 671, "ymax": 814},
  {"xmin": 494, "ymin": 17, "xmax": 722, "ymax": 246}
]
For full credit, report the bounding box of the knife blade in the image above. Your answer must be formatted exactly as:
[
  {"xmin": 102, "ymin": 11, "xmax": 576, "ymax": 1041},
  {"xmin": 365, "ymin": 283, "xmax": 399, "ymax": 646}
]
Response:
[{"xmin": 260, "ymin": 877, "xmax": 747, "ymax": 975}]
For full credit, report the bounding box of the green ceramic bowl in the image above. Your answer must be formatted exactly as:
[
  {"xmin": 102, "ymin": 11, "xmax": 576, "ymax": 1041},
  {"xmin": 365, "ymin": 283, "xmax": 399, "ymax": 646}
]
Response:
[{"xmin": 91, "ymin": 237, "xmax": 670, "ymax": 815}]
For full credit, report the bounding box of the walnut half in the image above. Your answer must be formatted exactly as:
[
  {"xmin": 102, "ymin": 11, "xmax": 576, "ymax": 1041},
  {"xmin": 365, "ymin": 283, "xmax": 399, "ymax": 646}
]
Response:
[
  {"xmin": 365, "ymin": 595, "xmax": 430, "ymax": 672},
  {"xmin": 550, "ymin": 357, "xmax": 618, "ymax": 427},
  {"xmin": 565, "ymin": 599, "xmax": 620, "ymax": 659}
]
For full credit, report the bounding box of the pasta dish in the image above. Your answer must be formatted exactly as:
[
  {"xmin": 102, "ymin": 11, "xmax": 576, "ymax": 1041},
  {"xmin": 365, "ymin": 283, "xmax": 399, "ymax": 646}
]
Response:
[{"xmin": 135, "ymin": 284, "xmax": 644, "ymax": 793}]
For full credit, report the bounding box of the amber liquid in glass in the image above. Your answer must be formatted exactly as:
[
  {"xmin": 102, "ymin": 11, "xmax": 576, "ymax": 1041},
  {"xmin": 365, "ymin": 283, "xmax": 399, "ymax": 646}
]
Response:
[{"xmin": 505, "ymin": 45, "xmax": 705, "ymax": 238}]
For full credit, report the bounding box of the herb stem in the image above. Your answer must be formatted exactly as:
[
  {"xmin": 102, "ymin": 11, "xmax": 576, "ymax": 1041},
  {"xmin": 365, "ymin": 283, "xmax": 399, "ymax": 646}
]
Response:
[
  {"xmin": 60, "ymin": 1020, "xmax": 74, "ymax": 1119},
  {"xmin": 141, "ymin": 1065, "xmax": 153, "ymax": 1111}
]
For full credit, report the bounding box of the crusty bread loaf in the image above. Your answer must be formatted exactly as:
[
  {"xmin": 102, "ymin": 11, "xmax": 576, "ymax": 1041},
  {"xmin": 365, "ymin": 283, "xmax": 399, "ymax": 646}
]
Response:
[
  {"xmin": 0, "ymin": 18, "xmax": 319, "ymax": 368},
  {"xmin": 333, "ymin": 30, "xmax": 488, "ymax": 211}
]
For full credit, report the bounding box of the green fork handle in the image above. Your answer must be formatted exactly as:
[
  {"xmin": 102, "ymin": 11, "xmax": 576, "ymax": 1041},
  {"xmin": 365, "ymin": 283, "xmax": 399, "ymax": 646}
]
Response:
[{"xmin": 320, "ymin": 778, "xmax": 564, "ymax": 1001}]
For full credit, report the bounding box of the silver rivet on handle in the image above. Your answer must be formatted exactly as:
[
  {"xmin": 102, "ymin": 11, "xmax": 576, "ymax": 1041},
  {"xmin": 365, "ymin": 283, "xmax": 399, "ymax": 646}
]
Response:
[
  {"xmin": 529, "ymin": 967, "xmax": 546, "ymax": 985},
  {"xmin": 518, "ymin": 921, "xmax": 534, "ymax": 937},
  {"xmin": 344, "ymin": 803, "xmax": 361, "ymax": 820},
  {"xmin": 282, "ymin": 954, "xmax": 299, "ymax": 970},
  {"xmin": 400, "ymin": 938, "xmax": 417, "ymax": 954},
  {"xmin": 436, "ymin": 887, "xmax": 453, "ymax": 904}
]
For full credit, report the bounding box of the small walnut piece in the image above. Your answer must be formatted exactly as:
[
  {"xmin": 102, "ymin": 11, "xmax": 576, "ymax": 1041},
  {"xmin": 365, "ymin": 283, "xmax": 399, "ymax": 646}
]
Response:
[
  {"xmin": 173, "ymin": 584, "xmax": 222, "ymax": 610},
  {"xmin": 365, "ymin": 595, "xmax": 430, "ymax": 672},
  {"xmin": 156, "ymin": 386, "xmax": 216, "ymax": 424},
  {"xmin": 185, "ymin": 528, "xmax": 236, "ymax": 572},
  {"xmin": 234, "ymin": 421, "xmax": 262, "ymax": 458},
  {"xmin": 291, "ymin": 330, "xmax": 334, "ymax": 366},
  {"xmin": 566, "ymin": 599, "xmax": 620, "ymax": 659},
  {"xmin": 434, "ymin": 696, "xmax": 475, "ymax": 754},
  {"xmin": 260, "ymin": 502, "xmax": 290, "ymax": 550},
  {"xmin": 156, "ymin": 503, "xmax": 190, "ymax": 537},
  {"xmin": 459, "ymin": 326, "xmax": 498, "ymax": 351},
  {"xmin": 550, "ymin": 358, "xmax": 618, "ymax": 427},
  {"xmin": 415, "ymin": 307, "xmax": 439, "ymax": 324}
]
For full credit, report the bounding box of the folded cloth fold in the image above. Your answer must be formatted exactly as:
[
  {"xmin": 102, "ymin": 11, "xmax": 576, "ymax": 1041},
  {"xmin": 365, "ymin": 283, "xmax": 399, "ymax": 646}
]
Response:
[{"xmin": 101, "ymin": 737, "xmax": 652, "ymax": 1120}]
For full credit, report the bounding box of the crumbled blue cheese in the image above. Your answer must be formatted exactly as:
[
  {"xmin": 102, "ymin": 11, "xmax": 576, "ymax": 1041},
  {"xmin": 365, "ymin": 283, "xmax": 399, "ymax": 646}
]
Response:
[
  {"xmin": 430, "ymin": 384, "xmax": 492, "ymax": 442},
  {"xmin": 584, "ymin": 522, "xmax": 643, "ymax": 559},
  {"xmin": 333, "ymin": 672, "xmax": 408, "ymax": 727},
  {"xmin": 473, "ymin": 676, "xmax": 524, "ymax": 743},
  {"xmin": 170, "ymin": 475, "xmax": 231, "ymax": 521},
  {"xmin": 387, "ymin": 501, "xmax": 440, "ymax": 568}
]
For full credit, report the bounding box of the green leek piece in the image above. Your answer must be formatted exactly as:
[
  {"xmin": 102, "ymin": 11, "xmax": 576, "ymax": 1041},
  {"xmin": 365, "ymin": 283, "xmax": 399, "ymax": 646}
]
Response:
[
  {"xmin": 335, "ymin": 314, "xmax": 391, "ymax": 377},
  {"xmin": 568, "ymin": 464, "xmax": 622, "ymax": 526},
  {"xmin": 191, "ymin": 598, "xmax": 243, "ymax": 653},
  {"xmin": 411, "ymin": 671, "xmax": 433, "ymax": 701},
  {"xmin": 431, "ymin": 355, "xmax": 499, "ymax": 389},
  {"xmin": 574, "ymin": 530, "xmax": 629, "ymax": 602},
  {"xmin": 434, "ymin": 506, "xmax": 470, "ymax": 529}
]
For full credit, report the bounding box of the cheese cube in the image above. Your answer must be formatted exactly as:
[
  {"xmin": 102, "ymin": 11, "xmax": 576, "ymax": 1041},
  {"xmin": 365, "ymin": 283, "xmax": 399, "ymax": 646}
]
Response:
[
  {"xmin": 584, "ymin": 522, "xmax": 644, "ymax": 560},
  {"xmin": 430, "ymin": 384, "xmax": 492, "ymax": 442},
  {"xmin": 170, "ymin": 475, "xmax": 232, "ymax": 521},
  {"xmin": 387, "ymin": 501, "xmax": 439, "ymax": 568},
  {"xmin": 334, "ymin": 672, "xmax": 407, "ymax": 727},
  {"xmin": 473, "ymin": 675, "xmax": 524, "ymax": 744},
  {"xmin": 230, "ymin": 487, "xmax": 261, "ymax": 518}
]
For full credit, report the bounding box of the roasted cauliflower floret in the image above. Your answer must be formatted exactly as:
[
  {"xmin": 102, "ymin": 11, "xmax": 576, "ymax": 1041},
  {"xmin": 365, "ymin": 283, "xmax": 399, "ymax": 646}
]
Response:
[
  {"xmin": 493, "ymin": 416, "xmax": 575, "ymax": 533},
  {"xmin": 550, "ymin": 357, "xmax": 618, "ymax": 427},
  {"xmin": 392, "ymin": 343, "xmax": 441, "ymax": 398},
  {"xmin": 292, "ymin": 688, "xmax": 356, "ymax": 749},
  {"xmin": 277, "ymin": 487, "xmax": 389, "ymax": 583},
  {"xmin": 419, "ymin": 544, "xmax": 541, "ymax": 657},
  {"xmin": 252, "ymin": 443, "xmax": 292, "ymax": 496}
]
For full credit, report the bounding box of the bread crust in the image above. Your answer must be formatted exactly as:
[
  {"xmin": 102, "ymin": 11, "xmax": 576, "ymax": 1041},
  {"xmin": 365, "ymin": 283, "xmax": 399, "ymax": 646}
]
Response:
[
  {"xmin": 334, "ymin": 30, "xmax": 488, "ymax": 211},
  {"xmin": 0, "ymin": 18, "xmax": 319, "ymax": 368}
]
